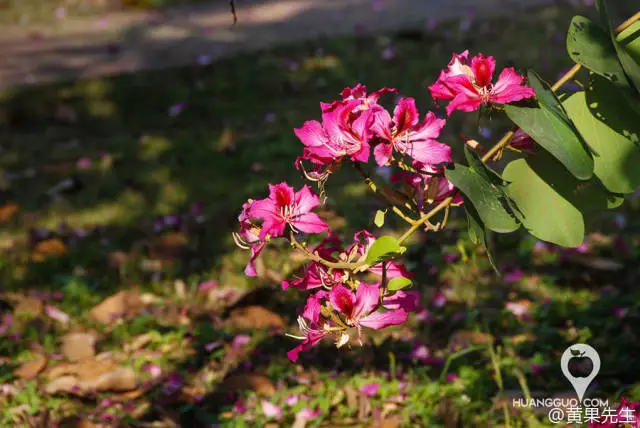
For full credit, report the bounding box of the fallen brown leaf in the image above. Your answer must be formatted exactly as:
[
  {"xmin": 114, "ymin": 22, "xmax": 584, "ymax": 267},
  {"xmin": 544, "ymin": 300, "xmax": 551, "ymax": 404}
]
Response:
[
  {"xmin": 221, "ymin": 373, "xmax": 275, "ymax": 396},
  {"xmin": 89, "ymin": 290, "xmax": 144, "ymax": 324},
  {"xmin": 61, "ymin": 332, "xmax": 98, "ymax": 362},
  {"xmin": 45, "ymin": 359, "xmax": 137, "ymax": 395},
  {"xmin": 226, "ymin": 306, "xmax": 285, "ymax": 330},
  {"xmin": 45, "ymin": 376, "xmax": 79, "ymax": 395},
  {"xmin": 87, "ymin": 367, "xmax": 136, "ymax": 392},
  {"xmin": 15, "ymin": 354, "xmax": 47, "ymax": 379},
  {"xmin": 375, "ymin": 416, "xmax": 404, "ymax": 428},
  {"xmin": 32, "ymin": 238, "xmax": 67, "ymax": 262},
  {"xmin": 344, "ymin": 385, "xmax": 358, "ymax": 411},
  {"xmin": 357, "ymin": 391, "xmax": 372, "ymax": 421},
  {"xmin": 14, "ymin": 296, "xmax": 43, "ymax": 317},
  {"xmin": 0, "ymin": 203, "xmax": 18, "ymax": 223},
  {"xmin": 124, "ymin": 333, "xmax": 154, "ymax": 353},
  {"xmin": 47, "ymin": 358, "xmax": 118, "ymax": 381}
]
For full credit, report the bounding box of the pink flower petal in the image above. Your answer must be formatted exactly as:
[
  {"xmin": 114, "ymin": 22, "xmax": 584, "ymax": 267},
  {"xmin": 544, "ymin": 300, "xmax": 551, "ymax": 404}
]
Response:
[
  {"xmin": 293, "ymin": 212, "xmax": 329, "ymax": 234},
  {"xmin": 353, "ymin": 282, "xmax": 381, "ymax": 320},
  {"xmin": 382, "ymin": 290, "xmax": 420, "ymax": 312},
  {"xmin": 359, "ymin": 383, "xmax": 380, "ymax": 397},
  {"xmin": 359, "ymin": 308, "xmax": 408, "ymax": 329},
  {"xmin": 261, "ymin": 400, "xmax": 283, "ymax": 420},
  {"xmin": 393, "ymin": 98, "xmax": 420, "ymax": 134},
  {"xmin": 329, "ymin": 285, "xmax": 356, "ymax": 318},
  {"xmin": 470, "ymin": 54, "xmax": 496, "ymax": 87},
  {"xmin": 490, "ymin": 67, "xmax": 536, "ymax": 105},
  {"xmin": 44, "ymin": 305, "xmax": 69, "ymax": 324},
  {"xmin": 373, "ymin": 142, "xmax": 393, "ymax": 166}
]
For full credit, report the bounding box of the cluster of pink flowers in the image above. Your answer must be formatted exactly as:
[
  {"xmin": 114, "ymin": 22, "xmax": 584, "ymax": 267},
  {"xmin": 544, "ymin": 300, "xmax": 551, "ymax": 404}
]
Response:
[{"xmin": 235, "ymin": 51, "xmax": 535, "ymax": 361}]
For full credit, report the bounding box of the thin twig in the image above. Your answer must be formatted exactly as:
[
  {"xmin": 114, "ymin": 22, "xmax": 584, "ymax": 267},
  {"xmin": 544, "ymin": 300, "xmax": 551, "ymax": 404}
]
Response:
[
  {"xmin": 353, "ymin": 162, "xmax": 417, "ymax": 225},
  {"xmin": 289, "ymin": 231, "xmax": 360, "ymax": 270},
  {"xmin": 230, "ymin": 0, "xmax": 238, "ymax": 25}
]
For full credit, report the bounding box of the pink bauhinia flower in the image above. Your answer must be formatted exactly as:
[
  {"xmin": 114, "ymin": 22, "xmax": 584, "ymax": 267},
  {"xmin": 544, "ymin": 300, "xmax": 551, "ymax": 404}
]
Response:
[
  {"xmin": 371, "ymin": 97, "xmax": 451, "ymax": 167},
  {"xmin": 282, "ymin": 236, "xmax": 347, "ymax": 291},
  {"xmin": 382, "ymin": 290, "xmax": 421, "ymax": 313},
  {"xmin": 287, "ymin": 292, "xmax": 333, "ymax": 362},
  {"xmin": 233, "ymin": 200, "xmax": 267, "ymax": 276},
  {"xmin": 390, "ymin": 166, "xmax": 463, "ymax": 210},
  {"xmin": 322, "ymin": 84, "xmax": 397, "ymax": 121},
  {"xmin": 330, "ymin": 283, "xmax": 408, "ymax": 332},
  {"xmin": 295, "ymin": 99, "xmax": 373, "ymax": 165},
  {"xmin": 251, "ymin": 183, "xmax": 329, "ymax": 239},
  {"xmin": 429, "ymin": 51, "xmax": 535, "ymax": 115}
]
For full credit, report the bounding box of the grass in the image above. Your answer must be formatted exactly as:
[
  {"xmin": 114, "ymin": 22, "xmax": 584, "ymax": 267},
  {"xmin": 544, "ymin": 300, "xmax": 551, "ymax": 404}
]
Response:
[{"xmin": 1, "ymin": 1, "xmax": 640, "ymax": 426}]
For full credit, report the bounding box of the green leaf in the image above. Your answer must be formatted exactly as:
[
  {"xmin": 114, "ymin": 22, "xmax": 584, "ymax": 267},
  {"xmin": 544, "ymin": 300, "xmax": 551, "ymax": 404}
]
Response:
[
  {"xmin": 464, "ymin": 146, "xmax": 506, "ymax": 186},
  {"xmin": 465, "ymin": 200, "xmax": 499, "ymax": 274},
  {"xmin": 374, "ymin": 209, "xmax": 387, "ymax": 228},
  {"xmin": 445, "ymin": 164, "xmax": 519, "ymax": 233},
  {"xmin": 365, "ymin": 236, "xmax": 406, "ymax": 265},
  {"xmin": 503, "ymin": 151, "xmax": 622, "ymax": 247},
  {"xmin": 617, "ymin": 21, "xmax": 640, "ymax": 64},
  {"xmin": 505, "ymin": 71, "xmax": 594, "ymax": 180},
  {"xmin": 566, "ymin": 15, "xmax": 628, "ymax": 85},
  {"xmin": 387, "ymin": 277, "xmax": 413, "ymax": 291},
  {"xmin": 596, "ymin": 0, "xmax": 640, "ymax": 92},
  {"xmin": 563, "ymin": 80, "xmax": 640, "ymax": 194}
]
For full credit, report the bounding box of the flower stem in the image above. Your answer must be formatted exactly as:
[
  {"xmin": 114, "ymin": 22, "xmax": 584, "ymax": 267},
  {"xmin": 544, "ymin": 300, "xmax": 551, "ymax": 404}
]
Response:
[
  {"xmin": 353, "ymin": 162, "xmax": 417, "ymax": 225},
  {"xmin": 289, "ymin": 231, "xmax": 360, "ymax": 270},
  {"xmin": 397, "ymin": 196, "xmax": 454, "ymax": 245}
]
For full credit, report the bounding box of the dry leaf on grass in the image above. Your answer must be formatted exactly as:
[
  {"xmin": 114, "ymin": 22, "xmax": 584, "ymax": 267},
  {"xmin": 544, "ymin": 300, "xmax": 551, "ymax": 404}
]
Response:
[
  {"xmin": 344, "ymin": 385, "xmax": 359, "ymax": 411},
  {"xmin": 61, "ymin": 332, "xmax": 98, "ymax": 362},
  {"xmin": 45, "ymin": 358, "xmax": 137, "ymax": 395},
  {"xmin": 15, "ymin": 354, "xmax": 47, "ymax": 379},
  {"xmin": 14, "ymin": 296, "xmax": 43, "ymax": 317},
  {"xmin": 123, "ymin": 333, "xmax": 154, "ymax": 353},
  {"xmin": 0, "ymin": 203, "xmax": 18, "ymax": 223},
  {"xmin": 89, "ymin": 290, "xmax": 144, "ymax": 324},
  {"xmin": 375, "ymin": 416, "xmax": 404, "ymax": 428},
  {"xmin": 221, "ymin": 373, "xmax": 276, "ymax": 396},
  {"xmin": 225, "ymin": 306, "xmax": 285, "ymax": 330},
  {"xmin": 357, "ymin": 391, "xmax": 372, "ymax": 421},
  {"xmin": 32, "ymin": 238, "xmax": 67, "ymax": 262}
]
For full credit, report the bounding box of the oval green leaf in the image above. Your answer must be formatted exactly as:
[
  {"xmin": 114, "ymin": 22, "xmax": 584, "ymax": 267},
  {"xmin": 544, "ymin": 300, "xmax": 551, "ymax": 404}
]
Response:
[
  {"xmin": 503, "ymin": 158, "xmax": 585, "ymax": 247},
  {"xmin": 387, "ymin": 277, "xmax": 412, "ymax": 291},
  {"xmin": 365, "ymin": 236, "xmax": 406, "ymax": 266},
  {"xmin": 567, "ymin": 15, "xmax": 627, "ymax": 85},
  {"xmin": 564, "ymin": 83, "xmax": 640, "ymax": 194},
  {"xmin": 505, "ymin": 72, "xmax": 594, "ymax": 180},
  {"xmin": 504, "ymin": 151, "xmax": 622, "ymax": 247},
  {"xmin": 445, "ymin": 164, "xmax": 519, "ymax": 233}
]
